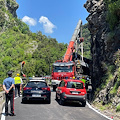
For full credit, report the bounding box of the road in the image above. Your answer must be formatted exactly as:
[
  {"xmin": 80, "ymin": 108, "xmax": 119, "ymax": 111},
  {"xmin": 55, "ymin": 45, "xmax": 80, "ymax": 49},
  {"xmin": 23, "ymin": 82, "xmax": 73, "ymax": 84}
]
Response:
[{"xmin": 5, "ymin": 91, "xmax": 109, "ymax": 120}]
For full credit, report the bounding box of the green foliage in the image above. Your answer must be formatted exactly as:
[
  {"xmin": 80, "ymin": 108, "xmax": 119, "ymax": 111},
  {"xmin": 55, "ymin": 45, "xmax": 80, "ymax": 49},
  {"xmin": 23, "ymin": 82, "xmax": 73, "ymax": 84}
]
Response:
[
  {"xmin": 15, "ymin": 19, "xmax": 30, "ymax": 34},
  {"xmin": 0, "ymin": 10, "xmax": 5, "ymax": 28},
  {"xmin": 0, "ymin": 28, "xmax": 67, "ymax": 83},
  {"xmin": 32, "ymin": 38, "xmax": 67, "ymax": 76},
  {"xmin": 110, "ymin": 71, "xmax": 120, "ymax": 95},
  {"xmin": 13, "ymin": 26, "xmax": 19, "ymax": 32},
  {"xmin": 82, "ymin": 23, "xmax": 91, "ymax": 59},
  {"xmin": 116, "ymin": 104, "xmax": 120, "ymax": 112},
  {"xmin": 95, "ymin": 64, "xmax": 116, "ymax": 96},
  {"xmin": 0, "ymin": 0, "xmax": 5, "ymax": 9},
  {"xmin": 104, "ymin": 0, "xmax": 120, "ymax": 30},
  {"xmin": 106, "ymin": 31, "xmax": 115, "ymax": 42}
]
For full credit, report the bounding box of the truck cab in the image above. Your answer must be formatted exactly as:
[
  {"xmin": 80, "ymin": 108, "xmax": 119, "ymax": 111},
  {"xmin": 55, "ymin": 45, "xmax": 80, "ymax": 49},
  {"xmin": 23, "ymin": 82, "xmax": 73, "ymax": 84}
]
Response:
[{"xmin": 51, "ymin": 61, "xmax": 75, "ymax": 91}]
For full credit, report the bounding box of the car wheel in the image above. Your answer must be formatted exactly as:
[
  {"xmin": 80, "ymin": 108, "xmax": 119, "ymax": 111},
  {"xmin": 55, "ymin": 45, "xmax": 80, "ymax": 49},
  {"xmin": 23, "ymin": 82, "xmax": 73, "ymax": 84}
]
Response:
[
  {"xmin": 46, "ymin": 97, "xmax": 51, "ymax": 104},
  {"xmin": 55, "ymin": 93, "xmax": 58, "ymax": 101},
  {"xmin": 59, "ymin": 96, "xmax": 64, "ymax": 105},
  {"xmin": 81, "ymin": 101, "xmax": 86, "ymax": 107},
  {"xmin": 22, "ymin": 98, "xmax": 26, "ymax": 104}
]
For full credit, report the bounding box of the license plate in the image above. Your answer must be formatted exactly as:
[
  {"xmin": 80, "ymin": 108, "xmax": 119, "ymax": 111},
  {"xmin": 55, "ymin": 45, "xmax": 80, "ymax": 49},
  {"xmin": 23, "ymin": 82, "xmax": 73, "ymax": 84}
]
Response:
[
  {"xmin": 31, "ymin": 90, "xmax": 42, "ymax": 93},
  {"xmin": 32, "ymin": 94, "xmax": 41, "ymax": 97},
  {"xmin": 72, "ymin": 92, "xmax": 79, "ymax": 94},
  {"xmin": 52, "ymin": 82, "xmax": 56, "ymax": 85}
]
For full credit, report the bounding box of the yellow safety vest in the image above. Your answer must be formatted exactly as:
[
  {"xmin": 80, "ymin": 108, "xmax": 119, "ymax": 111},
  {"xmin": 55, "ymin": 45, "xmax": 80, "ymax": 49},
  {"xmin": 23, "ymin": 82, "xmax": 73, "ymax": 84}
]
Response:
[
  {"xmin": 81, "ymin": 79, "xmax": 86, "ymax": 84},
  {"xmin": 14, "ymin": 77, "xmax": 21, "ymax": 84}
]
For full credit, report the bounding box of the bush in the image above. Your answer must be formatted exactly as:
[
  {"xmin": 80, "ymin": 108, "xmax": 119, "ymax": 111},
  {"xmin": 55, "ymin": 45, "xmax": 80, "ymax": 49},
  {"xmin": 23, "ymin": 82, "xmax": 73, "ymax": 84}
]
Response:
[
  {"xmin": 0, "ymin": 10, "xmax": 5, "ymax": 27},
  {"xmin": 116, "ymin": 104, "xmax": 120, "ymax": 112},
  {"xmin": 0, "ymin": 0, "xmax": 5, "ymax": 9},
  {"xmin": 105, "ymin": 0, "xmax": 120, "ymax": 30},
  {"xmin": 13, "ymin": 26, "xmax": 19, "ymax": 32}
]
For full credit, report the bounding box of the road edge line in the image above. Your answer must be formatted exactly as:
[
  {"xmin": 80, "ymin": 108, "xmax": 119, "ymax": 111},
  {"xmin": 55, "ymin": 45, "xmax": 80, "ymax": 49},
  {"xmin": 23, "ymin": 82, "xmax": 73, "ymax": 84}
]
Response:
[
  {"xmin": 86, "ymin": 101, "xmax": 113, "ymax": 120},
  {"xmin": 1, "ymin": 96, "xmax": 19, "ymax": 120}
]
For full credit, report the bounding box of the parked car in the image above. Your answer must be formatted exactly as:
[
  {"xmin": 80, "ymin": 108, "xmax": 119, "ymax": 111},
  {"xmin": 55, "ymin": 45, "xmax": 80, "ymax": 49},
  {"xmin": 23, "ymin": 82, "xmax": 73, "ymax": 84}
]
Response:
[
  {"xmin": 56, "ymin": 79, "xmax": 87, "ymax": 106},
  {"xmin": 22, "ymin": 79, "xmax": 51, "ymax": 104},
  {"xmin": 29, "ymin": 77, "xmax": 45, "ymax": 81}
]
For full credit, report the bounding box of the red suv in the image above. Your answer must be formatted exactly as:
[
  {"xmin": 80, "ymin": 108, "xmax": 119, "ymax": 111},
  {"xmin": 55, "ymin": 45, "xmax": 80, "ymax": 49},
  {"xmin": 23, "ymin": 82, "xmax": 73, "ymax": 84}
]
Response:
[{"xmin": 56, "ymin": 79, "xmax": 87, "ymax": 106}]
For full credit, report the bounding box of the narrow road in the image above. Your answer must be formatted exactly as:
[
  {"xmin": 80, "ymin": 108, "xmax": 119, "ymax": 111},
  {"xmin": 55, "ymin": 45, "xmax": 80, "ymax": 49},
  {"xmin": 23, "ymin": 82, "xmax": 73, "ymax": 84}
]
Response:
[{"xmin": 5, "ymin": 91, "xmax": 109, "ymax": 120}]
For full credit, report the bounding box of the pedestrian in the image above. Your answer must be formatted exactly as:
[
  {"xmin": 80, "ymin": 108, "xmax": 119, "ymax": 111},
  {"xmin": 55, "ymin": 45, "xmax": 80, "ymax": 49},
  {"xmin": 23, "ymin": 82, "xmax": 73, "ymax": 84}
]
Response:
[
  {"xmin": 3, "ymin": 71, "xmax": 15, "ymax": 116},
  {"xmin": 14, "ymin": 73, "xmax": 23, "ymax": 97}
]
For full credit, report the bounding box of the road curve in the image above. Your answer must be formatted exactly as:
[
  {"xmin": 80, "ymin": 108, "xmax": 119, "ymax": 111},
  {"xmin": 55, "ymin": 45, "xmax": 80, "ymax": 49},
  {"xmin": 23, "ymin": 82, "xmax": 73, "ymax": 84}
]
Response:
[{"xmin": 5, "ymin": 91, "xmax": 109, "ymax": 120}]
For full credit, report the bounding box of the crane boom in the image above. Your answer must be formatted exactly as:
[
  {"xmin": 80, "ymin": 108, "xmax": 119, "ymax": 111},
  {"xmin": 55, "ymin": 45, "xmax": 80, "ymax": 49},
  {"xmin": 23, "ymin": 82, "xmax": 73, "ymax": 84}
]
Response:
[{"xmin": 63, "ymin": 20, "xmax": 82, "ymax": 62}]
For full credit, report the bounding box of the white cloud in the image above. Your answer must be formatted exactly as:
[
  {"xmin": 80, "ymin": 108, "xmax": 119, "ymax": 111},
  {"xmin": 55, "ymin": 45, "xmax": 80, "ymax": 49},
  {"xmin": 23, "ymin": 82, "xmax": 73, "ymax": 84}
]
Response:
[
  {"xmin": 22, "ymin": 16, "xmax": 37, "ymax": 26},
  {"xmin": 39, "ymin": 16, "xmax": 56, "ymax": 34}
]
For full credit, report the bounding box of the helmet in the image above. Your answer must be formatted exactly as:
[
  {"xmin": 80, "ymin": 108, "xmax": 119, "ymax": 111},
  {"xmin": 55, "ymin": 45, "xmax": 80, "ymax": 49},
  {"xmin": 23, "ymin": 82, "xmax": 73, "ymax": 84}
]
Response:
[
  {"xmin": 82, "ymin": 76, "xmax": 85, "ymax": 79},
  {"xmin": 17, "ymin": 73, "xmax": 20, "ymax": 76},
  {"xmin": 73, "ymin": 76, "xmax": 75, "ymax": 79}
]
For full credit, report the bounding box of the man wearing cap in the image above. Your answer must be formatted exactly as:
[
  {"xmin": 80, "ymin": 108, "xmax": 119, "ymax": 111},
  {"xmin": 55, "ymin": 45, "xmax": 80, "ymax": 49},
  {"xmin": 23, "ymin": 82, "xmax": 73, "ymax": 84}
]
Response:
[
  {"xmin": 14, "ymin": 73, "xmax": 23, "ymax": 97},
  {"xmin": 3, "ymin": 71, "xmax": 15, "ymax": 116}
]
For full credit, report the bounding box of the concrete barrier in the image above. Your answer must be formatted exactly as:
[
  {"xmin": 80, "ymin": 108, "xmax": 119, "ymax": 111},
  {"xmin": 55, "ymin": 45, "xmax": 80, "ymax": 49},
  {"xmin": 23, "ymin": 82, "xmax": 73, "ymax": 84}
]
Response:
[{"xmin": 0, "ymin": 91, "xmax": 5, "ymax": 115}]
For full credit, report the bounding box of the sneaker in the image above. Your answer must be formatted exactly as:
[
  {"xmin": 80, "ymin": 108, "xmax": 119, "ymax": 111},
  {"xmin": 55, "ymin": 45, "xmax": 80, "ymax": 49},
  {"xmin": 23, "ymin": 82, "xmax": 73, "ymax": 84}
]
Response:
[{"xmin": 10, "ymin": 113, "xmax": 16, "ymax": 116}]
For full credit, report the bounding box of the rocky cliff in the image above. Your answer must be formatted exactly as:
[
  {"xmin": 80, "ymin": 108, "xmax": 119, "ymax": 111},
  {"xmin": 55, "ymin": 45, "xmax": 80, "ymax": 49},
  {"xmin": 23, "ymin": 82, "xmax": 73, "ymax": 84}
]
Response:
[
  {"xmin": 84, "ymin": 0, "xmax": 109, "ymax": 89},
  {"xmin": 5, "ymin": 0, "xmax": 19, "ymax": 17},
  {"xmin": 84, "ymin": 0, "xmax": 120, "ymax": 90},
  {"xmin": 0, "ymin": 0, "xmax": 18, "ymax": 32},
  {"xmin": 84, "ymin": 0, "xmax": 120, "ymax": 115}
]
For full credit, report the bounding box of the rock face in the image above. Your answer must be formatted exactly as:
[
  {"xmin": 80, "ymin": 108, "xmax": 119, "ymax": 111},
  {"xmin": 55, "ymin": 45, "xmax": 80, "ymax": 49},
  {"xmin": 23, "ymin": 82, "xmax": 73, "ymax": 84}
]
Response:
[
  {"xmin": 0, "ymin": 0, "xmax": 18, "ymax": 32},
  {"xmin": 5, "ymin": 0, "xmax": 19, "ymax": 17},
  {"xmin": 84, "ymin": 0, "xmax": 120, "ymax": 90}
]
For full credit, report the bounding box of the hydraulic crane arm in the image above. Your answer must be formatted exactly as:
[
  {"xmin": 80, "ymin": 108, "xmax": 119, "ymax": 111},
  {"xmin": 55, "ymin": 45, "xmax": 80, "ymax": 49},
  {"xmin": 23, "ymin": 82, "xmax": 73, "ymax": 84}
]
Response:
[{"xmin": 63, "ymin": 19, "xmax": 82, "ymax": 62}]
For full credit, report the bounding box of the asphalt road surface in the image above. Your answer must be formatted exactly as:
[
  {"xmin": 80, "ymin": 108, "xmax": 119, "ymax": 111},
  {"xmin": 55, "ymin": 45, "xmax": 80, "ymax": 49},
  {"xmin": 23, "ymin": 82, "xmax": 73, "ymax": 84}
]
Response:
[{"xmin": 5, "ymin": 91, "xmax": 109, "ymax": 120}]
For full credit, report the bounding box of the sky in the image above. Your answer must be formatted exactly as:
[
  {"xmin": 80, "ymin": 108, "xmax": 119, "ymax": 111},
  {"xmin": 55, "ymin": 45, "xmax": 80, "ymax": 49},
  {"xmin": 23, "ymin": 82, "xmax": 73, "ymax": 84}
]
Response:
[{"xmin": 16, "ymin": 0, "xmax": 89, "ymax": 44}]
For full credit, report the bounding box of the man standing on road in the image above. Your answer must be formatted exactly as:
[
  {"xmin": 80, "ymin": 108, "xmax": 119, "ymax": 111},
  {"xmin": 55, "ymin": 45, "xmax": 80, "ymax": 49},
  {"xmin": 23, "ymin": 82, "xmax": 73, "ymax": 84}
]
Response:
[
  {"xmin": 3, "ymin": 71, "xmax": 15, "ymax": 116},
  {"xmin": 14, "ymin": 73, "xmax": 23, "ymax": 97}
]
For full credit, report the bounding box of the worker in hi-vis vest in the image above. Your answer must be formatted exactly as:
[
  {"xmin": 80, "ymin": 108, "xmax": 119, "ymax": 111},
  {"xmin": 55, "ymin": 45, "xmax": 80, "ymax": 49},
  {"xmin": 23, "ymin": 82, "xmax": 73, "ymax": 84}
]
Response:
[
  {"xmin": 81, "ymin": 76, "xmax": 86, "ymax": 84},
  {"xmin": 14, "ymin": 74, "xmax": 23, "ymax": 97}
]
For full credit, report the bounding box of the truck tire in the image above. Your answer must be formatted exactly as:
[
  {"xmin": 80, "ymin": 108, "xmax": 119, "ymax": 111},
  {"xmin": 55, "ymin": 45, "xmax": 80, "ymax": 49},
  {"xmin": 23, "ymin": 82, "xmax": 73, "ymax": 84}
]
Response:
[{"xmin": 53, "ymin": 85, "xmax": 56, "ymax": 91}]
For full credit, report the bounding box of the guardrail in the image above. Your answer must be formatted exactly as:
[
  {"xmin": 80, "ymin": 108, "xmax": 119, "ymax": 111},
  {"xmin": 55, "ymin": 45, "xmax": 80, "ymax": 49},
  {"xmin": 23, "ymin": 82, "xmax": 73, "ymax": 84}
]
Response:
[{"xmin": 0, "ymin": 91, "xmax": 5, "ymax": 114}]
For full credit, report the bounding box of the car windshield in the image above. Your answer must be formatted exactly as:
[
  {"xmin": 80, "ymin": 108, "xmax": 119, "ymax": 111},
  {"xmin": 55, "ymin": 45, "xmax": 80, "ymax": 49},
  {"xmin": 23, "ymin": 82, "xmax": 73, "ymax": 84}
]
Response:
[
  {"xmin": 27, "ymin": 81, "xmax": 47, "ymax": 88},
  {"xmin": 53, "ymin": 65, "xmax": 73, "ymax": 72},
  {"xmin": 67, "ymin": 82, "xmax": 83, "ymax": 89}
]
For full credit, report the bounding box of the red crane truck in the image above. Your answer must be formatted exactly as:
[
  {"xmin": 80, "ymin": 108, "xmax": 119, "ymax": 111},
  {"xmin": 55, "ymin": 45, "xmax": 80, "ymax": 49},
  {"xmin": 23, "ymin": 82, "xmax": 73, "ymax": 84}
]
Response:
[{"xmin": 51, "ymin": 20, "xmax": 91, "ymax": 92}]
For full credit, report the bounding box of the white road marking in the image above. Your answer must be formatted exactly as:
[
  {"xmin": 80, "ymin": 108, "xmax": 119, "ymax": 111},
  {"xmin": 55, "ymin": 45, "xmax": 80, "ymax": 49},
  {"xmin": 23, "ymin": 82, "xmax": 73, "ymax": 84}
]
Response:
[
  {"xmin": 1, "ymin": 96, "xmax": 19, "ymax": 120},
  {"xmin": 86, "ymin": 101, "xmax": 113, "ymax": 120}
]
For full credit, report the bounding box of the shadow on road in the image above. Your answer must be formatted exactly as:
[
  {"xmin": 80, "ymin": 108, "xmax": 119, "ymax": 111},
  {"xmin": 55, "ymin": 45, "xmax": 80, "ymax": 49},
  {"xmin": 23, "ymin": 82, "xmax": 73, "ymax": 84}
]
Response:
[
  {"xmin": 55, "ymin": 99, "xmax": 85, "ymax": 107},
  {"xmin": 21, "ymin": 100, "xmax": 49, "ymax": 105}
]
